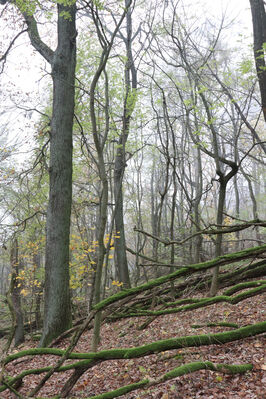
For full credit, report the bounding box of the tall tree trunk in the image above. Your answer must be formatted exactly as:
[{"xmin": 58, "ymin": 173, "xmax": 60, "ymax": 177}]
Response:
[
  {"xmin": 249, "ymin": 0, "xmax": 266, "ymax": 121},
  {"xmin": 241, "ymin": 168, "xmax": 262, "ymax": 244},
  {"xmin": 114, "ymin": 2, "xmax": 137, "ymax": 288},
  {"xmin": 9, "ymin": 238, "xmax": 24, "ymax": 346},
  {"xmin": 192, "ymin": 147, "xmax": 203, "ymax": 263},
  {"xmin": 0, "ymin": 0, "xmax": 76, "ymax": 349},
  {"xmin": 88, "ymin": 3, "xmax": 132, "ymax": 349},
  {"xmin": 233, "ymin": 175, "xmax": 241, "ymax": 251},
  {"xmin": 92, "ymin": 159, "xmax": 108, "ymax": 351},
  {"xmin": 210, "ymin": 177, "xmax": 227, "ymax": 296},
  {"xmin": 40, "ymin": 3, "xmax": 77, "ymax": 347},
  {"xmin": 33, "ymin": 252, "xmax": 42, "ymax": 330},
  {"xmin": 150, "ymin": 155, "xmax": 159, "ymax": 260}
]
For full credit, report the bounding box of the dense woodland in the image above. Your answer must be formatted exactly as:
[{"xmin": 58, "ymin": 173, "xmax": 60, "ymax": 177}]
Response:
[{"xmin": 0, "ymin": 0, "xmax": 265, "ymax": 398}]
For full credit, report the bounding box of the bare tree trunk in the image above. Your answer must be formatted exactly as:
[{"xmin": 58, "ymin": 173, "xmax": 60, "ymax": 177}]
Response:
[
  {"xmin": 114, "ymin": 1, "xmax": 137, "ymax": 288},
  {"xmin": 0, "ymin": 0, "xmax": 76, "ymax": 349},
  {"xmin": 233, "ymin": 175, "xmax": 241, "ymax": 251},
  {"xmin": 249, "ymin": 0, "xmax": 266, "ymax": 121},
  {"xmin": 192, "ymin": 147, "xmax": 203, "ymax": 263},
  {"xmin": 241, "ymin": 168, "xmax": 262, "ymax": 244},
  {"xmin": 150, "ymin": 155, "xmax": 159, "ymax": 260},
  {"xmin": 33, "ymin": 252, "xmax": 42, "ymax": 330},
  {"xmin": 40, "ymin": 3, "xmax": 77, "ymax": 347},
  {"xmin": 210, "ymin": 178, "xmax": 227, "ymax": 296},
  {"xmin": 88, "ymin": 3, "xmax": 132, "ymax": 350},
  {"xmin": 10, "ymin": 238, "xmax": 24, "ymax": 346}
]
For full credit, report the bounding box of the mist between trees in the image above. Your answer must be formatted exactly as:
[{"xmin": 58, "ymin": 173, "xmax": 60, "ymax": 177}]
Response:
[{"xmin": 0, "ymin": 0, "xmax": 265, "ymax": 398}]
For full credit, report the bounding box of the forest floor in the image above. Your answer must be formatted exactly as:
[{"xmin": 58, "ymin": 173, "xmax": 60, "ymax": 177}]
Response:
[{"xmin": 1, "ymin": 292, "xmax": 266, "ymax": 399}]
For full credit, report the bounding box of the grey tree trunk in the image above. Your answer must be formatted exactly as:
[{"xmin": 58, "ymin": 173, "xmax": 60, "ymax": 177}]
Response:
[
  {"xmin": 10, "ymin": 238, "xmax": 24, "ymax": 347},
  {"xmin": 241, "ymin": 168, "xmax": 262, "ymax": 244},
  {"xmin": 113, "ymin": 2, "xmax": 137, "ymax": 288},
  {"xmin": 2, "ymin": 0, "xmax": 77, "ymax": 347},
  {"xmin": 209, "ymin": 177, "xmax": 227, "ymax": 297},
  {"xmin": 88, "ymin": 2, "xmax": 132, "ymax": 350},
  {"xmin": 249, "ymin": 0, "xmax": 266, "ymax": 122},
  {"xmin": 233, "ymin": 175, "xmax": 241, "ymax": 251},
  {"xmin": 192, "ymin": 146, "xmax": 203, "ymax": 263},
  {"xmin": 114, "ymin": 150, "xmax": 131, "ymax": 287},
  {"xmin": 39, "ymin": 3, "xmax": 77, "ymax": 347}
]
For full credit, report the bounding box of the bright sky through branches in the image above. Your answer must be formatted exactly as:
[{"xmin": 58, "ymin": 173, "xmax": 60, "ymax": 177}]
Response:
[{"xmin": 0, "ymin": 0, "xmax": 253, "ymax": 157}]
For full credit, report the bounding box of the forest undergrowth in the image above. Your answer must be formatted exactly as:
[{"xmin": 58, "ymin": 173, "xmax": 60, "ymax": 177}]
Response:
[{"xmin": 1, "ymin": 291, "xmax": 265, "ymax": 399}]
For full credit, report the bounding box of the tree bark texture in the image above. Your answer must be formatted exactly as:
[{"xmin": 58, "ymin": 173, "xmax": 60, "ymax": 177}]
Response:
[
  {"xmin": 249, "ymin": 0, "xmax": 266, "ymax": 121},
  {"xmin": 40, "ymin": 3, "xmax": 76, "ymax": 347},
  {"xmin": 114, "ymin": 2, "xmax": 137, "ymax": 288},
  {"xmin": 9, "ymin": 239, "xmax": 24, "ymax": 347}
]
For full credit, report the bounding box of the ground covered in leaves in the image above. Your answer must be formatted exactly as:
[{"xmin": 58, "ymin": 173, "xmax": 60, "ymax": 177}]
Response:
[{"xmin": 1, "ymin": 293, "xmax": 266, "ymax": 399}]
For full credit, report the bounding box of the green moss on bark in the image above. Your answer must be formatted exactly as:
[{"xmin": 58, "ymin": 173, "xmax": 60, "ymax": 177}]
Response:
[
  {"xmin": 84, "ymin": 361, "xmax": 252, "ymax": 399},
  {"xmin": 93, "ymin": 245, "xmax": 266, "ymax": 312},
  {"xmin": 1, "ymin": 322, "xmax": 263, "ymax": 394},
  {"xmin": 224, "ymin": 280, "xmax": 266, "ymax": 295},
  {"xmin": 109, "ymin": 284, "xmax": 266, "ymax": 319},
  {"xmin": 191, "ymin": 322, "xmax": 239, "ymax": 329}
]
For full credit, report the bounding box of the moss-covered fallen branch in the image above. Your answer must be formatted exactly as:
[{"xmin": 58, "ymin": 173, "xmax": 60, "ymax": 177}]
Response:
[
  {"xmin": 191, "ymin": 322, "xmax": 239, "ymax": 329},
  {"xmin": 85, "ymin": 361, "xmax": 252, "ymax": 399},
  {"xmin": 224, "ymin": 280, "xmax": 266, "ymax": 295},
  {"xmin": 93, "ymin": 245, "xmax": 266, "ymax": 313},
  {"xmin": 111, "ymin": 261, "xmax": 266, "ymax": 318},
  {"xmin": 5, "ymin": 361, "xmax": 251, "ymax": 398},
  {"xmin": 1, "ymin": 320, "xmax": 265, "ymax": 394},
  {"xmin": 86, "ymin": 379, "xmax": 149, "ymax": 399},
  {"xmin": 0, "ymin": 359, "xmax": 98, "ymax": 393},
  {"xmin": 108, "ymin": 284, "xmax": 266, "ymax": 319},
  {"xmin": 51, "ymin": 259, "xmax": 266, "ymax": 347},
  {"xmin": 4, "ymin": 321, "xmax": 266, "ymax": 365}
]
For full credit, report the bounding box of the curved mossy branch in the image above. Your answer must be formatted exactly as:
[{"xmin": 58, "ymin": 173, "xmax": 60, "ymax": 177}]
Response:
[
  {"xmin": 87, "ymin": 379, "xmax": 149, "ymax": 399},
  {"xmin": 1, "ymin": 359, "xmax": 254, "ymax": 397},
  {"xmin": 48, "ymin": 250, "xmax": 264, "ymax": 342},
  {"xmin": 109, "ymin": 284, "xmax": 266, "ymax": 319},
  {"xmin": 85, "ymin": 361, "xmax": 252, "ymax": 399},
  {"xmin": 168, "ymin": 280, "xmax": 266, "ymax": 307},
  {"xmin": 224, "ymin": 280, "xmax": 266, "ymax": 295},
  {"xmin": 2, "ymin": 249, "xmax": 263, "ymax": 396},
  {"xmin": 0, "ymin": 359, "xmax": 98, "ymax": 393},
  {"xmin": 1, "ymin": 322, "xmax": 265, "ymax": 393},
  {"xmin": 218, "ymin": 261, "xmax": 266, "ymax": 287},
  {"xmin": 51, "ymin": 258, "xmax": 266, "ymax": 346},
  {"xmin": 115, "ymin": 261, "xmax": 266, "ymax": 315},
  {"xmin": 1, "ymin": 377, "xmax": 25, "ymax": 399},
  {"xmin": 2, "ymin": 321, "xmax": 266, "ymax": 368},
  {"xmin": 191, "ymin": 322, "xmax": 239, "ymax": 329},
  {"xmin": 176, "ymin": 260, "xmax": 266, "ymax": 301},
  {"xmin": 93, "ymin": 244, "xmax": 266, "ymax": 312},
  {"xmin": 119, "ymin": 280, "xmax": 266, "ymax": 327}
]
